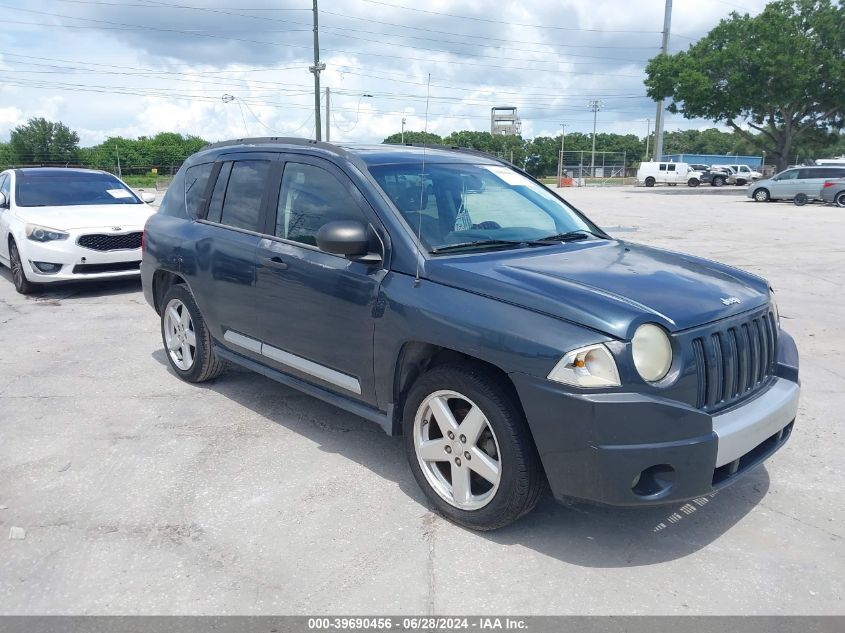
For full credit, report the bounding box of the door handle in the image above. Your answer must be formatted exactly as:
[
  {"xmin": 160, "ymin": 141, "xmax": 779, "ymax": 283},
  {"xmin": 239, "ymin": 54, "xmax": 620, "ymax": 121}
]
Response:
[{"xmin": 260, "ymin": 255, "xmax": 288, "ymax": 271}]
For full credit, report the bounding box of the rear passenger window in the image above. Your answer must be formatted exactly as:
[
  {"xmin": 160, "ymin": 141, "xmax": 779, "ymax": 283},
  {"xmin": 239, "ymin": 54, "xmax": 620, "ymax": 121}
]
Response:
[
  {"xmin": 275, "ymin": 162, "xmax": 366, "ymax": 248},
  {"xmin": 185, "ymin": 162, "xmax": 214, "ymax": 219},
  {"xmin": 668, "ymin": 164, "xmax": 676, "ymax": 172},
  {"xmin": 219, "ymin": 161, "xmax": 270, "ymax": 231},
  {"xmin": 797, "ymin": 169, "xmax": 814, "ymax": 180}
]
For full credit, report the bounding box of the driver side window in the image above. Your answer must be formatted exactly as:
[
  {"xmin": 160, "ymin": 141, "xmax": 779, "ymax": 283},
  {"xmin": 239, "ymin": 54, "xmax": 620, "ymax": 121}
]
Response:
[{"xmin": 778, "ymin": 170, "xmax": 798, "ymax": 181}]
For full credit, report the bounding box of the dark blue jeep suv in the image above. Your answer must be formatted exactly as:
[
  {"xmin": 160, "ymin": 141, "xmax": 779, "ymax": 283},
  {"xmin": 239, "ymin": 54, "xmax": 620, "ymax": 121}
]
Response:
[{"xmin": 142, "ymin": 138, "xmax": 800, "ymax": 530}]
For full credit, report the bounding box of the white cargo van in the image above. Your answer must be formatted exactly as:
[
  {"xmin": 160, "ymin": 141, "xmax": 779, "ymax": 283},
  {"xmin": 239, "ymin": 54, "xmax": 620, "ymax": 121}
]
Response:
[{"xmin": 637, "ymin": 161, "xmax": 701, "ymax": 187}]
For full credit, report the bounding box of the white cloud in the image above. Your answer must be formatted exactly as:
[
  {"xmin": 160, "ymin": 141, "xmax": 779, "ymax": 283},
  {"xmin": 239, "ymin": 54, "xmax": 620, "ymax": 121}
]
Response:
[{"xmin": 0, "ymin": 0, "xmax": 772, "ymax": 145}]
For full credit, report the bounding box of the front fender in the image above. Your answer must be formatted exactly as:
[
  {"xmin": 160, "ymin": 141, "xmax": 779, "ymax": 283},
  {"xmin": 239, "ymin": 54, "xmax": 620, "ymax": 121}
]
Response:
[{"xmin": 373, "ymin": 272, "xmax": 614, "ymax": 411}]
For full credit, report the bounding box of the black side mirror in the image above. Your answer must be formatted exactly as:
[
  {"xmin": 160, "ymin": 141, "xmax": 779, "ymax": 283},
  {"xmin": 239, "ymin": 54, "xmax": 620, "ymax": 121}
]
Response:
[
  {"xmin": 316, "ymin": 220, "xmax": 379, "ymax": 262},
  {"xmin": 0, "ymin": 192, "xmax": 7, "ymax": 209}
]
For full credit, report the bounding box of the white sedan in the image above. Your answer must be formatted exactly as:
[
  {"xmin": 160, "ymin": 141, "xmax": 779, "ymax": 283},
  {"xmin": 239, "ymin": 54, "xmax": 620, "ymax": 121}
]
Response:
[{"xmin": 0, "ymin": 168, "xmax": 156, "ymax": 294}]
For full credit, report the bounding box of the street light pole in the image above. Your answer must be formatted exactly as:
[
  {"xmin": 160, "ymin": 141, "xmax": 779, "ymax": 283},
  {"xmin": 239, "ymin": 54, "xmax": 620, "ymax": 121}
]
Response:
[
  {"xmin": 645, "ymin": 118, "xmax": 651, "ymax": 160},
  {"xmin": 589, "ymin": 99, "xmax": 603, "ymax": 177},
  {"xmin": 309, "ymin": 0, "xmax": 325, "ymax": 141},
  {"xmin": 401, "ymin": 117, "xmax": 406, "ymax": 144},
  {"xmin": 325, "ymin": 86, "xmax": 330, "ymax": 142},
  {"xmin": 652, "ymin": 0, "xmax": 673, "ymax": 161},
  {"xmin": 556, "ymin": 123, "xmax": 566, "ymax": 185}
]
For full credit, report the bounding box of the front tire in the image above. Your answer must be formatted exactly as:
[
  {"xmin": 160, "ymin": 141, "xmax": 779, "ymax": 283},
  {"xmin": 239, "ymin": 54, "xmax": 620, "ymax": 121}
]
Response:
[
  {"xmin": 403, "ymin": 364, "xmax": 545, "ymax": 530},
  {"xmin": 687, "ymin": 178, "xmax": 700, "ymax": 187},
  {"xmin": 713, "ymin": 176, "xmax": 725, "ymax": 187},
  {"xmin": 160, "ymin": 284, "xmax": 225, "ymax": 383},
  {"xmin": 8, "ymin": 239, "xmax": 39, "ymax": 295},
  {"xmin": 644, "ymin": 177, "xmax": 655, "ymax": 187},
  {"xmin": 753, "ymin": 188, "xmax": 770, "ymax": 202}
]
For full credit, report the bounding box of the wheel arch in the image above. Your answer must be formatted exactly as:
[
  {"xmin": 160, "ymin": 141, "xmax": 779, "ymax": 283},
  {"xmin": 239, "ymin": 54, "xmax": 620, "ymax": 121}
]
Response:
[
  {"xmin": 391, "ymin": 341, "xmax": 525, "ymax": 436},
  {"xmin": 151, "ymin": 269, "xmax": 188, "ymax": 314}
]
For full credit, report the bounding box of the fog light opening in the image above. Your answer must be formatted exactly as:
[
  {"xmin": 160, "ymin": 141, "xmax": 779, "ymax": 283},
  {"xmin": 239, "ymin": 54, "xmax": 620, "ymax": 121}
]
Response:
[
  {"xmin": 32, "ymin": 261, "xmax": 62, "ymax": 274},
  {"xmin": 632, "ymin": 464, "xmax": 676, "ymax": 497}
]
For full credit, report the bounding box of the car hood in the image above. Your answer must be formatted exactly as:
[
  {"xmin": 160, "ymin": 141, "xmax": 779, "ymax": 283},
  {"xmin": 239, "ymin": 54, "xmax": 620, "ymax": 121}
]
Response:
[
  {"xmin": 425, "ymin": 240, "xmax": 770, "ymax": 339},
  {"xmin": 15, "ymin": 203, "xmax": 154, "ymax": 230}
]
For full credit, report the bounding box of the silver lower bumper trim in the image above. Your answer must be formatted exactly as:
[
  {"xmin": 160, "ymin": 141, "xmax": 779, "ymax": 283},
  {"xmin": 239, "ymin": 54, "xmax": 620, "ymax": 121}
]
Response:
[{"xmin": 713, "ymin": 377, "xmax": 799, "ymax": 467}]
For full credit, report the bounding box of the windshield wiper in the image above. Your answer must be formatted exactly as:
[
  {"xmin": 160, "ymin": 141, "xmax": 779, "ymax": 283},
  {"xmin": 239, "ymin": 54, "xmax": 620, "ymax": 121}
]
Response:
[
  {"xmin": 430, "ymin": 239, "xmax": 534, "ymax": 254},
  {"xmin": 531, "ymin": 229, "xmax": 605, "ymax": 243}
]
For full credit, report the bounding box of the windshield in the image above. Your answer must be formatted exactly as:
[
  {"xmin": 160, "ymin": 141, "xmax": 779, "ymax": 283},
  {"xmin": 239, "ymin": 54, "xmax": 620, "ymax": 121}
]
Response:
[
  {"xmin": 368, "ymin": 162, "xmax": 598, "ymax": 253},
  {"xmin": 15, "ymin": 172, "xmax": 142, "ymax": 207}
]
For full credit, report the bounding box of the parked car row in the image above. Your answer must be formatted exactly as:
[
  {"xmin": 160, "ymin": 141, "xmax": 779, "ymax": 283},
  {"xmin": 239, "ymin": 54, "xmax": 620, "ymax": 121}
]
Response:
[{"xmin": 636, "ymin": 161, "xmax": 763, "ymax": 187}]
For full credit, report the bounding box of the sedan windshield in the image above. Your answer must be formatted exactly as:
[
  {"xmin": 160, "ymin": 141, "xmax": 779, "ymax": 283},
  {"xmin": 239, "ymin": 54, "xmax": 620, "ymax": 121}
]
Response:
[
  {"xmin": 368, "ymin": 162, "xmax": 600, "ymax": 253},
  {"xmin": 15, "ymin": 172, "xmax": 142, "ymax": 207}
]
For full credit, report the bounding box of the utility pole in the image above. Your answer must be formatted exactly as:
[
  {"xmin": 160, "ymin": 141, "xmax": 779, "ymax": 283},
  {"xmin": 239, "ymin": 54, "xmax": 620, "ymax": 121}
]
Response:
[
  {"xmin": 556, "ymin": 123, "xmax": 566, "ymax": 185},
  {"xmin": 309, "ymin": 0, "xmax": 325, "ymax": 141},
  {"xmin": 401, "ymin": 117, "xmax": 406, "ymax": 144},
  {"xmin": 645, "ymin": 118, "xmax": 651, "ymax": 160},
  {"xmin": 589, "ymin": 99, "xmax": 603, "ymax": 177},
  {"xmin": 115, "ymin": 146, "xmax": 121, "ymax": 178},
  {"xmin": 652, "ymin": 0, "xmax": 673, "ymax": 161},
  {"xmin": 325, "ymin": 86, "xmax": 330, "ymax": 142}
]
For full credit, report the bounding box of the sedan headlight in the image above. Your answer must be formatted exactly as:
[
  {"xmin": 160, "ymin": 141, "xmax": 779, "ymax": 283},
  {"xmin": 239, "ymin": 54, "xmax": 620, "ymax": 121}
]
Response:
[
  {"xmin": 632, "ymin": 323, "xmax": 673, "ymax": 382},
  {"xmin": 770, "ymin": 287, "xmax": 780, "ymax": 327},
  {"xmin": 547, "ymin": 344, "xmax": 620, "ymax": 388},
  {"xmin": 26, "ymin": 224, "xmax": 68, "ymax": 243}
]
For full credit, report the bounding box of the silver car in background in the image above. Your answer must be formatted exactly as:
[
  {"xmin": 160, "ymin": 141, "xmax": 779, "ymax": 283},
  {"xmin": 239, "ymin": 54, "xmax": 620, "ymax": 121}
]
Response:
[
  {"xmin": 820, "ymin": 178, "xmax": 845, "ymax": 207},
  {"xmin": 748, "ymin": 165, "xmax": 845, "ymax": 202}
]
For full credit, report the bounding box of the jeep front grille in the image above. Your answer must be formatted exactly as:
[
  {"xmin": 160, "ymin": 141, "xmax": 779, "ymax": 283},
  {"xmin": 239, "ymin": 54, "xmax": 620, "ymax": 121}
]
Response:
[{"xmin": 691, "ymin": 309, "xmax": 778, "ymax": 410}]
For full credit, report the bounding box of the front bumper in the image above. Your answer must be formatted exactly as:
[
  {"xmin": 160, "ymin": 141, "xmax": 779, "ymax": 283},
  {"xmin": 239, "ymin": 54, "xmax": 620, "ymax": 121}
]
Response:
[
  {"xmin": 511, "ymin": 332, "xmax": 800, "ymax": 507},
  {"xmin": 18, "ymin": 227, "xmax": 142, "ymax": 283}
]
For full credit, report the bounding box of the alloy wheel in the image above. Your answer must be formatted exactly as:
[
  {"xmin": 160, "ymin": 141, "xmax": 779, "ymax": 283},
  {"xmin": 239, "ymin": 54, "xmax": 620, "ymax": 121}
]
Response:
[
  {"xmin": 413, "ymin": 390, "xmax": 502, "ymax": 511},
  {"xmin": 163, "ymin": 298, "xmax": 197, "ymax": 370}
]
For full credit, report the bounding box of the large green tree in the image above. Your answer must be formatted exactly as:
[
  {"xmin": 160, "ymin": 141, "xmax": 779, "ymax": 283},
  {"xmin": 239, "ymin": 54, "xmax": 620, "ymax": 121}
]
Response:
[
  {"xmin": 645, "ymin": 0, "xmax": 844, "ymax": 170},
  {"xmin": 10, "ymin": 118, "xmax": 80, "ymax": 164}
]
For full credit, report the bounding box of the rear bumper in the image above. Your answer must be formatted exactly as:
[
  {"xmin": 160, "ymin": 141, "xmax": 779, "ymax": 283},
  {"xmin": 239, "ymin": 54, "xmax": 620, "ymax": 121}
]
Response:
[{"xmin": 511, "ymin": 331, "xmax": 800, "ymax": 507}]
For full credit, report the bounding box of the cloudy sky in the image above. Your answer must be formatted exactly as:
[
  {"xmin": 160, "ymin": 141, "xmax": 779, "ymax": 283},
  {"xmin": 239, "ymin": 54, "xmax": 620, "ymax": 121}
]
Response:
[{"xmin": 0, "ymin": 0, "xmax": 771, "ymax": 146}]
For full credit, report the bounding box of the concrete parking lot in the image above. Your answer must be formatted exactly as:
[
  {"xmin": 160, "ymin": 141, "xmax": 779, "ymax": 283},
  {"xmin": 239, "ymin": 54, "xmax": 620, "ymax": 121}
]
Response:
[{"xmin": 1, "ymin": 187, "xmax": 842, "ymax": 615}]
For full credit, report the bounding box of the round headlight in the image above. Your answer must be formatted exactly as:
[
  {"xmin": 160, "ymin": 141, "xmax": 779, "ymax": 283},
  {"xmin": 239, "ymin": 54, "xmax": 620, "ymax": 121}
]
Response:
[{"xmin": 632, "ymin": 323, "xmax": 673, "ymax": 382}]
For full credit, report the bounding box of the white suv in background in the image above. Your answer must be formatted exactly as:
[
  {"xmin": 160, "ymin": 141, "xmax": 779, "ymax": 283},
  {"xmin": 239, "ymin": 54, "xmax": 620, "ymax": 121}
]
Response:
[
  {"xmin": 0, "ymin": 168, "xmax": 156, "ymax": 294},
  {"xmin": 712, "ymin": 164, "xmax": 763, "ymax": 185}
]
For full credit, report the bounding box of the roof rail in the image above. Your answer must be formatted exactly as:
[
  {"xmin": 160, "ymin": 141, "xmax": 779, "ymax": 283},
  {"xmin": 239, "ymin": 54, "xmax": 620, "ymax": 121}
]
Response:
[{"xmin": 201, "ymin": 136, "xmax": 349, "ymax": 156}]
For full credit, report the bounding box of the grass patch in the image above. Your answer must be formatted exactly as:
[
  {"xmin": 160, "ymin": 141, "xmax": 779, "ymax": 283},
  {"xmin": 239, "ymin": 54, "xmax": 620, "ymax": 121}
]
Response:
[{"xmin": 121, "ymin": 173, "xmax": 158, "ymax": 188}]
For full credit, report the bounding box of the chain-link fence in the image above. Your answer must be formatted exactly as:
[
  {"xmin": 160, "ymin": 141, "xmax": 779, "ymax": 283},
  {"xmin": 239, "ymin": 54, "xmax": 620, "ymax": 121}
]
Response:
[{"xmin": 556, "ymin": 150, "xmax": 635, "ymax": 187}]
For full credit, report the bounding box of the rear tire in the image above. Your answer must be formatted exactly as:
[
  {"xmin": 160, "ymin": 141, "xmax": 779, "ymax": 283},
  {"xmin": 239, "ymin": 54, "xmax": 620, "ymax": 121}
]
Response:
[
  {"xmin": 403, "ymin": 363, "xmax": 546, "ymax": 531},
  {"xmin": 644, "ymin": 177, "xmax": 655, "ymax": 187},
  {"xmin": 8, "ymin": 239, "xmax": 39, "ymax": 295},
  {"xmin": 712, "ymin": 176, "xmax": 725, "ymax": 187},
  {"xmin": 160, "ymin": 284, "xmax": 225, "ymax": 383},
  {"xmin": 836, "ymin": 192, "xmax": 845, "ymax": 208},
  {"xmin": 753, "ymin": 188, "xmax": 770, "ymax": 202}
]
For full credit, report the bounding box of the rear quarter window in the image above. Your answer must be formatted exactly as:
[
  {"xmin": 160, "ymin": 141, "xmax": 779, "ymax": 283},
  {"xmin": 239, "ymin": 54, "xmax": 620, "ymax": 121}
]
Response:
[
  {"xmin": 157, "ymin": 169, "xmax": 187, "ymax": 218},
  {"xmin": 185, "ymin": 162, "xmax": 214, "ymax": 219}
]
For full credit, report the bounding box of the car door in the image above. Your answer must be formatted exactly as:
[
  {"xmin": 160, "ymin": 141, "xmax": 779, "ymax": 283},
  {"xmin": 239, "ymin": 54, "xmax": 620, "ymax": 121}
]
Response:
[
  {"xmin": 0, "ymin": 173, "xmax": 11, "ymax": 265},
  {"xmin": 190, "ymin": 154, "xmax": 276, "ymax": 355},
  {"xmin": 251, "ymin": 155, "xmax": 387, "ymax": 405},
  {"xmin": 771, "ymin": 168, "xmax": 799, "ymax": 198}
]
